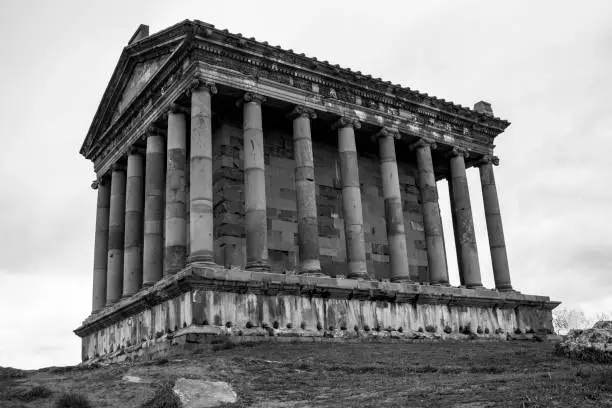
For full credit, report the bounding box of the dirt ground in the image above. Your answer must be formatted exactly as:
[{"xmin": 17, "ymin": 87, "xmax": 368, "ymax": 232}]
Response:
[{"xmin": 1, "ymin": 339, "xmax": 611, "ymax": 407}]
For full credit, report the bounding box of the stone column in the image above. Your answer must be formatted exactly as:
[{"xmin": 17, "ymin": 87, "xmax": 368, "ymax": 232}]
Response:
[
  {"xmin": 189, "ymin": 80, "xmax": 217, "ymax": 264},
  {"xmin": 289, "ymin": 106, "xmax": 321, "ymax": 274},
  {"xmin": 122, "ymin": 149, "xmax": 145, "ymax": 297},
  {"xmin": 375, "ymin": 128, "xmax": 411, "ymax": 282},
  {"xmin": 142, "ymin": 128, "xmax": 165, "ymax": 286},
  {"xmin": 91, "ymin": 177, "xmax": 110, "ymax": 312},
  {"xmin": 242, "ymin": 92, "xmax": 269, "ymax": 270},
  {"xmin": 333, "ymin": 116, "xmax": 367, "ymax": 279},
  {"xmin": 412, "ymin": 139, "xmax": 449, "ymax": 285},
  {"xmin": 106, "ymin": 164, "xmax": 126, "ymax": 305},
  {"xmin": 478, "ymin": 155, "xmax": 513, "ymax": 291},
  {"xmin": 448, "ymin": 148, "xmax": 482, "ymax": 288},
  {"xmin": 164, "ymin": 105, "xmax": 188, "ymax": 275}
]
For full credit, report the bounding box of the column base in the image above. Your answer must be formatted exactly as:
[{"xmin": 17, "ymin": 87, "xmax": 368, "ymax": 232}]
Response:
[
  {"xmin": 466, "ymin": 284, "xmax": 485, "ymax": 289},
  {"xmin": 390, "ymin": 276, "xmax": 413, "ymax": 284},
  {"xmin": 298, "ymin": 259, "xmax": 322, "ymax": 275},
  {"xmin": 187, "ymin": 255, "xmax": 217, "ymax": 265},
  {"xmin": 496, "ymin": 286, "xmax": 515, "ymax": 292},
  {"xmin": 347, "ymin": 273, "xmax": 370, "ymax": 280}
]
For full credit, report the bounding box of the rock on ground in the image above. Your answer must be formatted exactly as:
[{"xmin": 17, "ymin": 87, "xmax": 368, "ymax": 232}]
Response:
[
  {"xmin": 173, "ymin": 378, "xmax": 237, "ymax": 407},
  {"xmin": 555, "ymin": 320, "xmax": 612, "ymax": 363}
]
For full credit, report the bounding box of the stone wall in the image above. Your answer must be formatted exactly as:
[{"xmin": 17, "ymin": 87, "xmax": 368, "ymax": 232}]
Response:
[{"xmin": 210, "ymin": 109, "xmax": 427, "ymax": 280}]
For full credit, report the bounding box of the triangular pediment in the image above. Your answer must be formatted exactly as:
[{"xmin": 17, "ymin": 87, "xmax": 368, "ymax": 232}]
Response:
[{"xmin": 111, "ymin": 55, "xmax": 167, "ymax": 122}]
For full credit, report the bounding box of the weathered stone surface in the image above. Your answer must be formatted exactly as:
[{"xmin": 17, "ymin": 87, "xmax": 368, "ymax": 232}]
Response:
[
  {"xmin": 555, "ymin": 321, "xmax": 612, "ymax": 363},
  {"xmin": 173, "ymin": 378, "xmax": 237, "ymax": 407}
]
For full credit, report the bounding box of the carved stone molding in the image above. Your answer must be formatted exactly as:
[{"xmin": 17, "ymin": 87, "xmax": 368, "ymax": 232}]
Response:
[
  {"xmin": 167, "ymin": 103, "xmax": 189, "ymax": 115},
  {"xmin": 111, "ymin": 162, "xmax": 126, "ymax": 172},
  {"xmin": 447, "ymin": 147, "xmax": 469, "ymax": 159},
  {"xmin": 287, "ymin": 105, "xmax": 317, "ymax": 120},
  {"xmin": 143, "ymin": 124, "xmax": 166, "ymax": 139},
  {"xmin": 332, "ymin": 116, "xmax": 361, "ymax": 130}
]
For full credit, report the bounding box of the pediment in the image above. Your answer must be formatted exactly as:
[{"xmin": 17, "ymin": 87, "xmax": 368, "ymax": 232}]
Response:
[{"xmin": 110, "ymin": 55, "xmax": 166, "ymax": 123}]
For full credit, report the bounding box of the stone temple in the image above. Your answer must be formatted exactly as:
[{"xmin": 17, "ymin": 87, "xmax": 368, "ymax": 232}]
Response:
[{"xmin": 75, "ymin": 21, "xmax": 559, "ymax": 362}]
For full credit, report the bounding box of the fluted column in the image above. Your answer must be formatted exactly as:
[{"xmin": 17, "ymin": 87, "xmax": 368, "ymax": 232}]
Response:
[
  {"xmin": 106, "ymin": 164, "xmax": 126, "ymax": 305},
  {"xmin": 164, "ymin": 105, "xmax": 188, "ymax": 275},
  {"xmin": 91, "ymin": 177, "xmax": 110, "ymax": 312},
  {"xmin": 412, "ymin": 139, "xmax": 449, "ymax": 285},
  {"xmin": 122, "ymin": 149, "xmax": 144, "ymax": 297},
  {"xmin": 334, "ymin": 116, "xmax": 367, "ymax": 279},
  {"xmin": 289, "ymin": 106, "xmax": 321, "ymax": 274},
  {"xmin": 374, "ymin": 128, "xmax": 411, "ymax": 282},
  {"xmin": 142, "ymin": 128, "xmax": 165, "ymax": 286},
  {"xmin": 478, "ymin": 155, "xmax": 512, "ymax": 291},
  {"xmin": 448, "ymin": 148, "xmax": 482, "ymax": 288},
  {"xmin": 189, "ymin": 80, "xmax": 217, "ymax": 264},
  {"xmin": 242, "ymin": 92, "xmax": 269, "ymax": 270}
]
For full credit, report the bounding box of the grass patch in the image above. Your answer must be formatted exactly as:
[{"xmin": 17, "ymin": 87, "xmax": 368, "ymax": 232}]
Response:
[
  {"xmin": 141, "ymin": 382, "xmax": 181, "ymax": 408},
  {"xmin": 469, "ymin": 365, "xmax": 505, "ymax": 374},
  {"xmin": 211, "ymin": 337, "xmax": 236, "ymax": 351},
  {"xmin": 54, "ymin": 392, "xmax": 92, "ymax": 408},
  {"xmin": 8, "ymin": 385, "xmax": 53, "ymax": 402},
  {"xmin": 0, "ymin": 366, "xmax": 26, "ymax": 380}
]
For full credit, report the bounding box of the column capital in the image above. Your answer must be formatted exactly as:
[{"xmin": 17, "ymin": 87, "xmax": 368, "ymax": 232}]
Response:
[
  {"xmin": 167, "ymin": 103, "xmax": 189, "ymax": 116},
  {"xmin": 238, "ymin": 92, "xmax": 266, "ymax": 106},
  {"xmin": 127, "ymin": 145, "xmax": 146, "ymax": 157},
  {"xmin": 372, "ymin": 127, "xmax": 400, "ymax": 141},
  {"xmin": 287, "ymin": 105, "xmax": 317, "ymax": 120},
  {"xmin": 475, "ymin": 154, "xmax": 500, "ymax": 166},
  {"xmin": 142, "ymin": 124, "xmax": 166, "ymax": 140},
  {"xmin": 188, "ymin": 78, "xmax": 217, "ymax": 96},
  {"xmin": 409, "ymin": 138, "xmax": 437, "ymax": 151},
  {"xmin": 332, "ymin": 116, "xmax": 361, "ymax": 130},
  {"xmin": 111, "ymin": 162, "xmax": 126, "ymax": 172},
  {"xmin": 447, "ymin": 147, "xmax": 470, "ymax": 159}
]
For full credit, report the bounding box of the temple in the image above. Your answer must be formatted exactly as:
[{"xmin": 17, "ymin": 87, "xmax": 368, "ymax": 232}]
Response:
[{"xmin": 75, "ymin": 20, "xmax": 558, "ymax": 362}]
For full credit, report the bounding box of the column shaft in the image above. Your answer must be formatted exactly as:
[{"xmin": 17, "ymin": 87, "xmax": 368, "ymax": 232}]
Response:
[
  {"xmin": 164, "ymin": 108, "xmax": 187, "ymax": 275},
  {"xmin": 122, "ymin": 151, "xmax": 144, "ymax": 296},
  {"xmin": 291, "ymin": 107, "xmax": 321, "ymax": 274},
  {"xmin": 448, "ymin": 179, "xmax": 465, "ymax": 286},
  {"xmin": 336, "ymin": 118, "xmax": 367, "ymax": 278},
  {"xmin": 414, "ymin": 141, "xmax": 449, "ymax": 285},
  {"xmin": 242, "ymin": 93, "xmax": 269, "ymax": 270},
  {"xmin": 106, "ymin": 166, "xmax": 126, "ymax": 305},
  {"xmin": 449, "ymin": 149, "xmax": 482, "ymax": 288},
  {"xmin": 479, "ymin": 158, "xmax": 512, "ymax": 290},
  {"xmin": 377, "ymin": 129, "xmax": 411, "ymax": 282},
  {"xmin": 143, "ymin": 132, "xmax": 165, "ymax": 285},
  {"xmin": 91, "ymin": 179, "xmax": 110, "ymax": 312},
  {"xmin": 189, "ymin": 82, "xmax": 216, "ymax": 264}
]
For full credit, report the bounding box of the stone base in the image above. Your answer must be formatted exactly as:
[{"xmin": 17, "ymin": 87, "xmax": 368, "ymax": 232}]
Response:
[{"xmin": 75, "ymin": 266, "xmax": 560, "ymax": 363}]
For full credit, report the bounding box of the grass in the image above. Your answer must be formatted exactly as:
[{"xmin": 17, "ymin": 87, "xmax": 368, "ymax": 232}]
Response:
[
  {"xmin": 54, "ymin": 392, "xmax": 92, "ymax": 408},
  {"xmin": 1, "ymin": 341, "xmax": 611, "ymax": 407}
]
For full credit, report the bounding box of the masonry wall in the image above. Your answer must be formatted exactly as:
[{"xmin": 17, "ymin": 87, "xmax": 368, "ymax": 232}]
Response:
[{"xmin": 211, "ymin": 107, "xmax": 428, "ymax": 281}]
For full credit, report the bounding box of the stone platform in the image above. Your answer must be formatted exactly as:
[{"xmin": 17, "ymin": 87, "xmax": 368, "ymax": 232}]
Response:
[{"xmin": 75, "ymin": 266, "xmax": 559, "ymax": 363}]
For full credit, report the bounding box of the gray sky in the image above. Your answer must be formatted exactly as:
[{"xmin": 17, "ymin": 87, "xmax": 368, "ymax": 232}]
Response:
[{"xmin": 1, "ymin": 0, "xmax": 610, "ymax": 369}]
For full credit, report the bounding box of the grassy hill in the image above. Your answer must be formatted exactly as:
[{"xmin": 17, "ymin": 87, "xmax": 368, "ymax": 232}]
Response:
[{"xmin": 1, "ymin": 339, "xmax": 611, "ymax": 407}]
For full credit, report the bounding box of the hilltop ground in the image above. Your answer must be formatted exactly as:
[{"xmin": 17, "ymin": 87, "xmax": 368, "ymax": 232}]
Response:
[{"xmin": 1, "ymin": 339, "xmax": 611, "ymax": 407}]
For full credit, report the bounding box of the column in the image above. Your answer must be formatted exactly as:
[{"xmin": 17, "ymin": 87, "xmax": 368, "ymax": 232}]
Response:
[
  {"xmin": 164, "ymin": 105, "xmax": 188, "ymax": 275},
  {"xmin": 91, "ymin": 177, "xmax": 110, "ymax": 312},
  {"xmin": 478, "ymin": 155, "xmax": 513, "ymax": 291},
  {"xmin": 122, "ymin": 149, "xmax": 144, "ymax": 297},
  {"xmin": 142, "ymin": 128, "xmax": 165, "ymax": 286},
  {"xmin": 448, "ymin": 147, "xmax": 482, "ymax": 288},
  {"xmin": 242, "ymin": 92, "xmax": 269, "ymax": 270},
  {"xmin": 334, "ymin": 116, "xmax": 368, "ymax": 279},
  {"xmin": 289, "ymin": 106, "xmax": 321, "ymax": 274},
  {"xmin": 374, "ymin": 128, "xmax": 411, "ymax": 282},
  {"xmin": 106, "ymin": 164, "xmax": 126, "ymax": 305},
  {"xmin": 189, "ymin": 80, "xmax": 217, "ymax": 264},
  {"xmin": 412, "ymin": 140, "xmax": 449, "ymax": 285}
]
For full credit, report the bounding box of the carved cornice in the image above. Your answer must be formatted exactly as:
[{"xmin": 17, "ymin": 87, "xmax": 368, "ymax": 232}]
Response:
[
  {"xmin": 111, "ymin": 162, "xmax": 126, "ymax": 172},
  {"xmin": 143, "ymin": 124, "xmax": 166, "ymax": 139},
  {"xmin": 332, "ymin": 116, "xmax": 361, "ymax": 130},
  {"xmin": 167, "ymin": 103, "xmax": 189, "ymax": 115},
  {"xmin": 287, "ymin": 105, "xmax": 317, "ymax": 120}
]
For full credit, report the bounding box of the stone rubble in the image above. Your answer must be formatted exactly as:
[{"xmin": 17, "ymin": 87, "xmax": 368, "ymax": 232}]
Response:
[{"xmin": 555, "ymin": 320, "xmax": 612, "ymax": 363}]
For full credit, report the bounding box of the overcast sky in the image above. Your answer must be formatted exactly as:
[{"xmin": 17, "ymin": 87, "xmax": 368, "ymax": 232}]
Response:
[{"xmin": 1, "ymin": 0, "xmax": 610, "ymax": 369}]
